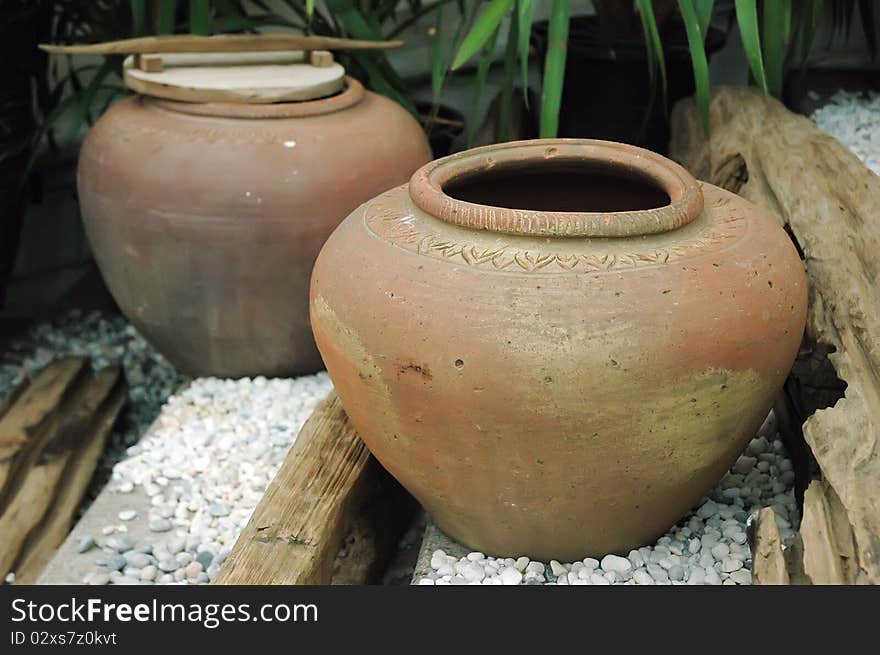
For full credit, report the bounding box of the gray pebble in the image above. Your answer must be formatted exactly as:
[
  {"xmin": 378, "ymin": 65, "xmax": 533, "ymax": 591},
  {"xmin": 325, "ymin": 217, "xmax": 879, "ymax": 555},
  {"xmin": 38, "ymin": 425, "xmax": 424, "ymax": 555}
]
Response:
[
  {"xmin": 525, "ymin": 561, "xmax": 545, "ymax": 574},
  {"xmin": 124, "ymin": 552, "xmax": 153, "ymax": 569},
  {"xmin": 96, "ymin": 554, "xmax": 127, "ymax": 571},
  {"xmin": 77, "ymin": 535, "xmax": 97, "ymax": 554},
  {"xmin": 668, "ymin": 564, "xmax": 685, "ymax": 581},
  {"xmin": 196, "ymin": 551, "xmax": 214, "ymax": 569},
  {"xmin": 711, "ymin": 543, "xmax": 730, "ymax": 560},
  {"xmin": 601, "ymin": 554, "xmax": 632, "ymax": 573},
  {"xmin": 549, "ymin": 560, "xmax": 567, "ymax": 577},
  {"xmin": 105, "ymin": 537, "xmax": 133, "ymax": 553},
  {"xmin": 646, "ymin": 563, "xmax": 669, "ymax": 583},
  {"xmin": 208, "ymin": 503, "xmax": 230, "ymax": 517},
  {"xmin": 149, "ymin": 518, "xmax": 173, "ymax": 533},
  {"xmin": 158, "ymin": 558, "xmax": 179, "ymax": 573},
  {"xmin": 633, "ymin": 569, "xmax": 654, "ymax": 585},
  {"xmin": 697, "ymin": 500, "xmax": 719, "ymax": 519},
  {"xmin": 118, "ymin": 509, "xmax": 137, "ymax": 521},
  {"xmin": 721, "ymin": 558, "xmax": 743, "ymax": 573},
  {"xmin": 628, "ymin": 550, "xmax": 644, "ymax": 568}
]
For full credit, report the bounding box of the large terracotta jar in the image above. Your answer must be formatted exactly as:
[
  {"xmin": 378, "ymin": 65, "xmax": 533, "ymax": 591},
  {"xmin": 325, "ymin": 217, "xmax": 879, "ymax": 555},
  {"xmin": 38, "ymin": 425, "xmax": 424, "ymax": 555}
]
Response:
[
  {"xmin": 78, "ymin": 75, "xmax": 431, "ymax": 377},
  {"xmin": 311, "ymin": 139, "xmax": 807, "ymax": 561}
]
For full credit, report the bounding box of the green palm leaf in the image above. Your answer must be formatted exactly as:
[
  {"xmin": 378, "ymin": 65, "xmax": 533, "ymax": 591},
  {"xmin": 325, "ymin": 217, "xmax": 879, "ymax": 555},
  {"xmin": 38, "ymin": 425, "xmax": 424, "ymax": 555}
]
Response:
[
  {"xmin": 189, "ymin": 0, "xmax": 212, "ymax": 35},
  {"xmin": 518, "ymin": 0, "xmax": 534, "ymax": 107},
  {"xmin": 452, "ymin": 0, "xmax": 515, "ymax": 70},
  {"xmin": 539, "ymin": 0, "xmax": 569, "ymax": 138},
  {"xmin": 695, "ymin": 0, "xmax": 715, "ymax": 39},
  {"xmin": 678, "ymin": 0, "xmax": 712, "ymax": 135},
  {"xmin": 762, "ymin": 0, "xmax": 791, "ymax": 98},
  {"xmin": 735, "ymin": 0, "xmax": 768, "ymax": 94},
  {"xmin": 636, "ymin": 0, "xmax": 667, "ymax": 108}
]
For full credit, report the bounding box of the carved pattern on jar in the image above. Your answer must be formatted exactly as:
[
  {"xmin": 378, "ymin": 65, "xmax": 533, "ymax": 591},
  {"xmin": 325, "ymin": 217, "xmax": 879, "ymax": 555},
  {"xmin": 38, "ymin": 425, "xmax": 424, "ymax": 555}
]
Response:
[{"xmin": 364, "ymin": 188, "xmax": 746, "ymax": 274}]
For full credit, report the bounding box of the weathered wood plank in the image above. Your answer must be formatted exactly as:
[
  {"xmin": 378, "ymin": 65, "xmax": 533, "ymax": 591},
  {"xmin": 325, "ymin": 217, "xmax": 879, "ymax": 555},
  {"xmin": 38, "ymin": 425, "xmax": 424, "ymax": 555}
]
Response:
[
  {"xmin": 0, "ymin": 365, "xmax": 122, "ymax": 579},
  {"xmin": 0, "ymin": 357, "xmax": 85, "ymax": 507},
  {"xmin": 670, "ymin": 86, "xmax": 880, "ymax": 583},
  {"xmin": 14, "ymin": 376, "xmax": 127, "ymax": 584},
  {"xmin": 215, "ymin": 391, "xmax": 376, "ymax": 585},
  {"xmin": 801, "ymin": 481, "xmax": 848, "ymax": 584}
]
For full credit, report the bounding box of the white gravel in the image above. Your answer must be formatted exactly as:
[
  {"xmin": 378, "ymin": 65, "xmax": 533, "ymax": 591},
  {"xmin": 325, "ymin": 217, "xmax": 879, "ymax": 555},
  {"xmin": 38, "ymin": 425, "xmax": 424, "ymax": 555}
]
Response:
[
  {"xmin": 1, "ymin": 309, "xmax": 334, "ymax": 585},
  {"xmin": 417, "ymin": 412, "xmax": 798, "ymax": 586},
  {"xmin": 82, "ymin": 373, "xmax": 331, "ymax": 585},
  {"xmin": 811, "ymin": 90, "xmax": 880, "ymax": 174}
]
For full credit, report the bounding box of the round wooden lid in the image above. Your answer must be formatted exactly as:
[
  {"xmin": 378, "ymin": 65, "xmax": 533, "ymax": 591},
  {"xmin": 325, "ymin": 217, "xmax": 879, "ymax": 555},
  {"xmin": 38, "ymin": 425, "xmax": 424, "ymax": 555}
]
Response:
[{"xmin": 123, "ymin": 51, "xmax": 345, "ymax": 104}]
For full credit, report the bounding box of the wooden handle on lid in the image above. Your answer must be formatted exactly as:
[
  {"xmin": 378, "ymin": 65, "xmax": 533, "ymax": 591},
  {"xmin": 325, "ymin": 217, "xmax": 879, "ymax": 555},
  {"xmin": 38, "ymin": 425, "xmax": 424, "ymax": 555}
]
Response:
[{"xmin": 39, "ymin": 34, "xmax": 403, "ymax": 55}]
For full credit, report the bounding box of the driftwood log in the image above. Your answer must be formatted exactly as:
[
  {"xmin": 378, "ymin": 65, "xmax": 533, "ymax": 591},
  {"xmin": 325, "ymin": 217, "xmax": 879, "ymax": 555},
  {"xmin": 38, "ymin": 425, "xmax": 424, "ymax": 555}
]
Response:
[
  {"xmin": 670, "ymin": 86, "xmax": 880, "ymax": 584},
  {"xmin": 751, "ymin": 507, "xmax": 790, "ymax": 585},
  {"xmin": 0, "ymin": 358, "xmax": 127, "ymax": 582},
  {"xmin": 214, "ymin": 391, "xmax": 416, "ymax": 585}
]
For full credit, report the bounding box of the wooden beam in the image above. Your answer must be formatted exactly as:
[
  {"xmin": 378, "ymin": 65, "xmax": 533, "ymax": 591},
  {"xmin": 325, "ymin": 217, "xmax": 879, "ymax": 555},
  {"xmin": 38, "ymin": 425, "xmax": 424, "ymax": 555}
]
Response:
[{"xmin": 215, "ymin": 391, "xmax": 413, "ymax": 585}]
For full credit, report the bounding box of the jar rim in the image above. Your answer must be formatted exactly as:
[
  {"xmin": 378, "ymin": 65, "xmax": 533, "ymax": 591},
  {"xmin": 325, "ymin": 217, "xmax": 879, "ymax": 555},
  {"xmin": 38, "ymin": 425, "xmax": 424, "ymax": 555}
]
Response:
[
  {"xmin": 408, "ymin": 139, "xmax": 704, "ymax": 238},
  {"xmin": 147, "ymin": 76, "xmax": 364, "ymax": 119}
]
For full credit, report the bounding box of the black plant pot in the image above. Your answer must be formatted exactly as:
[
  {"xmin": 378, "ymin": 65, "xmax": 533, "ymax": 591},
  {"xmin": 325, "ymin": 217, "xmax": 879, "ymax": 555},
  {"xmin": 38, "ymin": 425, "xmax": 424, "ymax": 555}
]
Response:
[
  {"xmin": 534, "ymin": 16, "xmax": 726, "ymax": 154},
  {"xmin": 416, "ymin": 101, "xmax": 466, "ymax": 158}
]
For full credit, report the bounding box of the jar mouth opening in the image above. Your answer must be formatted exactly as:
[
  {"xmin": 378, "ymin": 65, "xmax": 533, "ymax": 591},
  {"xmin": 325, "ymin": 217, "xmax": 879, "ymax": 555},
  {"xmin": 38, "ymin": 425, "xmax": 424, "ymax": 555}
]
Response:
[
  {"xmin": 409, "ymin": 139, "xmax": 703, "ymax": 238},
  {"xmin": 442, "ymin": 158, "xmax": 672, "ymax": 213}
]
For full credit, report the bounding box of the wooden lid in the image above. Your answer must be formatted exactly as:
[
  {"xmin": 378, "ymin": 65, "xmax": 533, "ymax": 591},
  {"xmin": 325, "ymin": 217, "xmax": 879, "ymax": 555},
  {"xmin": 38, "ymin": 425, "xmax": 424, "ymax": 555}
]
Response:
[{"xmin": 122, "ymin": 51, "xmax": 346, "ymax": 104}]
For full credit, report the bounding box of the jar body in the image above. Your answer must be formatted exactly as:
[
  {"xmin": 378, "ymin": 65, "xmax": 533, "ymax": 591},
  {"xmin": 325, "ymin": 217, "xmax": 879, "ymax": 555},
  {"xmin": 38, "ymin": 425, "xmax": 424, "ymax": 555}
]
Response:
[
  {"xmin": 78, "ymin": 85, "xmax": 431, "ymax": 377},
  {"xmin": 311, "ymin": 140, "xmax": 807, "ymax": 560}
]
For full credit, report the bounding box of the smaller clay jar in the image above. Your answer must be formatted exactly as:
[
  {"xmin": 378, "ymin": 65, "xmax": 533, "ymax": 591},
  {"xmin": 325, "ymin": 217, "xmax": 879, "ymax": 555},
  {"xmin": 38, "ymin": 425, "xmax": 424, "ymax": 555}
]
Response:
[
  {"xmin": 78, "ymin": 72, "xmax": 431, "ymax": 378},
  {"xmin": 311, "ymin": 139, "xmax": 807, "ymax": 561}
]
